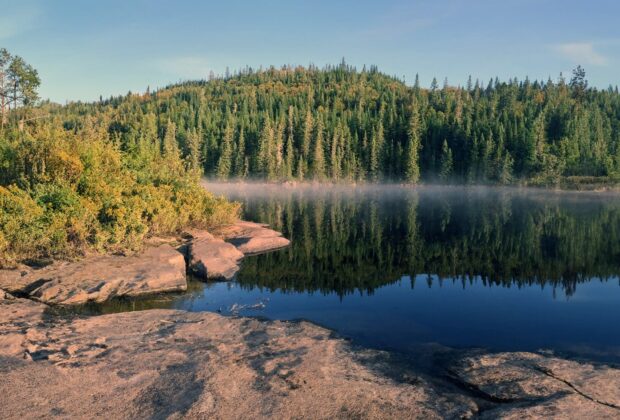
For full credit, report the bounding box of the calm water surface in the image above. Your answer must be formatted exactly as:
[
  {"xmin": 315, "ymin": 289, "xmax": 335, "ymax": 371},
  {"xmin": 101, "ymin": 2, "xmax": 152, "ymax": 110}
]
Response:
[{"xmin": 102, "ymin": 184, "xmax": 620, "ymax": 361}]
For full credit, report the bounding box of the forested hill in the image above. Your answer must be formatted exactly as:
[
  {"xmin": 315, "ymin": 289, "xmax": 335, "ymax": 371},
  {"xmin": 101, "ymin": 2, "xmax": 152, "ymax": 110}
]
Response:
[{"xmin": 61, "ymin": 64, "xmax": 620, "ymax": 185}]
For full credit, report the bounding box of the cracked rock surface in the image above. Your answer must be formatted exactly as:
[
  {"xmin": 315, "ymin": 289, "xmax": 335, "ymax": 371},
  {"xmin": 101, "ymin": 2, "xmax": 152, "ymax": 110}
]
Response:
[
  {"xmin": 1, "ymin": 292, "xmax": 618, "ymax": 419},
  {"xmin": 0, "ymin": 245, "xmax": 187, "ymax": 306},
  {"xmin": 0, "ymin": 292, "xmax": 471, "ymax": 419},
  {"xmin": 449, "ymin": 351, "xmax": 620, "ymax": 418}
]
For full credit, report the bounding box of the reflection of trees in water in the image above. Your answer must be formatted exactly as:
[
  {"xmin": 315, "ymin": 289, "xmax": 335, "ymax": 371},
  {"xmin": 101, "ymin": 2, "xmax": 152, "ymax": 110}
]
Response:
[{"xmin": 234, "ymin": 189, "xmax": 620, "ymax": 298}]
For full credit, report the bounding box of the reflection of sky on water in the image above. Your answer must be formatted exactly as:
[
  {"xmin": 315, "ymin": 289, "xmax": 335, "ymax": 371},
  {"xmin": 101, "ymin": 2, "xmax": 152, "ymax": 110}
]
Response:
[{"xmin": 166, "ymin": 274, "xmax": 620, "ymax": 363}]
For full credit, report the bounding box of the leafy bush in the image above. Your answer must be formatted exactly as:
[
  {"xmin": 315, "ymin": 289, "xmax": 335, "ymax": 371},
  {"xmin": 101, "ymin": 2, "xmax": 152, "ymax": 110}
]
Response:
[{"xmin": 0, "ymin": 118, "xmax": 239, "ymax": 267}]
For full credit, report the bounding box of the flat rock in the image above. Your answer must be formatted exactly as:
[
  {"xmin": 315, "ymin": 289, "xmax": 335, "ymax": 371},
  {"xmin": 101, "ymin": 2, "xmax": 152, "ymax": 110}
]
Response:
[
  {"xmin": 0, "ymin": 302, "xmax": 470, "ymax": 419},
  {"xmin": 0, "ymin": 245, "xmax": 187, "ymax": 305},
  {"xmin": 189, "ymin": 237, "xmax": 244, "ymax": 280},
  {"xmin": 214, "ymin": 220, "xmax": 291, "ymax": 254},
  {"xmin": 181, "ymin": 228, "xmax": 215, "ymax": 241},
  {"xmin": 449, "ymin": 351, "xmax": 620, "ymax": 418},
  {"xmin": 0, "ymin": 297, "xmax": 617, "ymax": 419},
  {"xmin": 0, "ymin": 291, "xmax": 49, "ymax": 357}
]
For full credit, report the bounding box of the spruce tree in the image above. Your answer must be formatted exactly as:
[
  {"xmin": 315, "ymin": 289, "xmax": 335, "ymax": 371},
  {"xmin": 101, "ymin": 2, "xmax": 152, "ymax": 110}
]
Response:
[
  {"xmin": 257, "ymin": 115, "xmax": 276, "ymax": 179},
  {"xmin": 234, "ymin": 127, "xmax": 246, "ymax": 178},
  {"xmin": 312, "ymin": 113, "xmax": 326, "ymax": 180},
  {"xmin": 439, "ymin": 139, "xmax": 453, "ymax": 181},
  {"xmin": 405, "ymin": 103, "xmax": 422, "ymax": 183},
  {"xmin": 216, "ymin": 118, "xmax": 234, "ymax": 179},
  {"xmin": 186, "ymin": 128, "xmax": 202, "ymax": 174}
]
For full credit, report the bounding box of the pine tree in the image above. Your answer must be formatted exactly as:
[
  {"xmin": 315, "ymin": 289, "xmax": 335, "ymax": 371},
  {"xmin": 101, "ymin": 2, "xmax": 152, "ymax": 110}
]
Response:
[
  {"xmin": 570, "ymin": 65, "xmax": 588, "ymax": 103},
  {"xmin": 274, "ymin": 114, "xmax": 285, "ymax": 177},
  {"xmin": 186, "ymin": 128, "xmax": 202, "ymax": 174},
  {"xmin": 216, "ymin": 118, "xmax": 234, "ymax": 179},
  {"xmin": 296, "ymin": 156, "xmax": 305, "ymax": 180},
  {"xmin": 330, "ymin": 124, "xmax": 342, "ymax": 180},
  {"xmin": 439, "ymin": 139, "xmax": 453, "ymax": 181},
  {"xmin": 405, "ymin": 103, "xmax": 422, "ymax": 183},
  {"xmin": 257, "ymin": 115, "xmax": 276, "ymax": 179},
  {"xmin": 302, "ymin": 110, "xmax": 313, "ymax": 159},
  {"xmin": 162, "ymin": 120, "xmax": 183, "ymax": 176},
  {"xmin": 163, "ymin": 120, "xmax": 179, "ymax": 158},
  {"xmin": 369, "ymin": 126, "xmax": 381, "ymax": 181},
  {"xmin": 311, "ymin": 113, "xmax": 326, "ymax": 180},
  {"xmin": 284, "ymin": 106, "xmax": 295, "ymax": 179},
  {"xmin": 234, "ymin": 127, "xmax": 246, "ymax": 178}
]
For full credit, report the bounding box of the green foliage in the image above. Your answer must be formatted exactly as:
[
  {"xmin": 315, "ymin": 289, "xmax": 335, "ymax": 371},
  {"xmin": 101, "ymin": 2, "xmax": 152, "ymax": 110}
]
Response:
[
  {"xmin": 0, "ymin": 117, "xmax": 239, "ymax": 267},
  {"xmin": 439, "ymin": 140, "xmax": 453, "ymax": 181},
  {"xmin": 405, "ymin": 103, "xmax": 422, "ymax": 183},
  {"xmin": 54, "ymin": 64, "xmax": 620, "ymax": 185}
]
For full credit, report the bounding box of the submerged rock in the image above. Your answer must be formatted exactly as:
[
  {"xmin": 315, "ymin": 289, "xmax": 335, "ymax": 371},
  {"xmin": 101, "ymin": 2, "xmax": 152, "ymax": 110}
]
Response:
[
  {"xmin": 188, "ymin": 237, "xmax": 244, "ymax": 280},
  {"xmin": 214, "ymin": 220, "xmax": 291, "ymax": 254},
  {"xmin": 0, "ymin": 245, "xmax": 187, "ymax": 305}
]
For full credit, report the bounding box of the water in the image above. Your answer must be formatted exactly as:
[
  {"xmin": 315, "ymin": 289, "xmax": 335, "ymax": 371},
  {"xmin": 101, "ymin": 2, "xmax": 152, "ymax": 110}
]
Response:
[{"xmin": 97, "ymin": 184, "xmax": 620, "ymax": 362}]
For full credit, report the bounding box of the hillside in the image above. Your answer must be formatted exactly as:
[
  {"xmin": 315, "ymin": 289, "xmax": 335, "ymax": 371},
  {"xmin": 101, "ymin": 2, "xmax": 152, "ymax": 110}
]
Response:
[{"xmin": 57, "ymin": 63, "xmax": 620, "ymax": 185}]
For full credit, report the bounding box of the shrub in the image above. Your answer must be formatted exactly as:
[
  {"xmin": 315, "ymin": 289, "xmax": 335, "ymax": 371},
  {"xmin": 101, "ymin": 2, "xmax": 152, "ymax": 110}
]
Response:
[{"xmin": 0, "ymin": 119, "xmax": 239, "ymax": 267}]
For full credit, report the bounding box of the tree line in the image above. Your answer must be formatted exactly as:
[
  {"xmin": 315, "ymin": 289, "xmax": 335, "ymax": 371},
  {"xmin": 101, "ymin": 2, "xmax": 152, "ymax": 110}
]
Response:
[{"xmin": 51, "ymin": 62, "xmax": 620, "ymax": 186}]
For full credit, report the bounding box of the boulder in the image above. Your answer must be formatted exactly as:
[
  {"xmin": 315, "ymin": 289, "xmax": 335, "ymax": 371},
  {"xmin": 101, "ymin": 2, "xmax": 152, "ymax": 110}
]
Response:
[
  {"xmin": 0, "ymin": 245, "xmax": 187, "ymax": 305},
  {"xmin": 214, "ymin": 220, "xmax": 291, "ymax": 254},
  {"xmin": 188, "ymin": 237, "xmax": 244, "ymax": 280}
]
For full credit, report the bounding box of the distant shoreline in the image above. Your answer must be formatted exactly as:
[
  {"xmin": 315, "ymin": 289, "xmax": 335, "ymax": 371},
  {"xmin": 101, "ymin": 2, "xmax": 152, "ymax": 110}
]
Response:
[{"xmin": 202, "ymin": 178, "xmax": 620, "ymax": 194}]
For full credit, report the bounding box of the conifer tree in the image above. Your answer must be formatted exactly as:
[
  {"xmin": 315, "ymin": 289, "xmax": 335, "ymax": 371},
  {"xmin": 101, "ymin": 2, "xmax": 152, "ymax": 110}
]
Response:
[
  {"xmin": 234, "ymin": 127, "xmax": 246, "ymax": 178},
  {"xmin": 257, "ymin": 115, "xmax": 276, "ymax": 179},
  {"xmin": 216, "ymin": 118, "xmax": 234, "ymax": 179},
  {"xmin": 284, "ymin": 106, "xmax": 295, "ymax": 179},
  {"xmin": 330, "ymin": 124, "xmax": 342, "ymax": 180},
  {"xmin": 163, "ymin": 120, "xmax": 179, "ymax": 158},
  {"xmin": 312, "ymin": 112, "xmax": 326, "ymax": 180},
  {"xmin": 186, "ymin": 128, "xmax": 202, "ymax": 174},
  {"xmin": 162, "ymin": 120, "xmax": 184, "ymax": 176},
  {"xmin": 439, "ymin": 139, "xmax": 453, "ymax": 181},
  {"xmin": 369, "ymin": 127, "xmax": 380, "ymax": 181},
  {"xmin": 405, "ymin": 103, "xmax": 422, "ymax": 183}
]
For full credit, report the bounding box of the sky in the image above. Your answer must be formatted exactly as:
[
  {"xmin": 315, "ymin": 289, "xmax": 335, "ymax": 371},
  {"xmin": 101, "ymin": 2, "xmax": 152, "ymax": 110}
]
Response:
[{"xmin": 1, "ymin": 0, "xmax": 619, "ymax": 103}]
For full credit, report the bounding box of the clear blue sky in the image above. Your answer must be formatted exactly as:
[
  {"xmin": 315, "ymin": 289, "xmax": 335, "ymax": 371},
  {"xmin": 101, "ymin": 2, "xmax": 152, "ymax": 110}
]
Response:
[{"xmin": 1, "ymin": 0, "xmax": 619, "ymax": 103}]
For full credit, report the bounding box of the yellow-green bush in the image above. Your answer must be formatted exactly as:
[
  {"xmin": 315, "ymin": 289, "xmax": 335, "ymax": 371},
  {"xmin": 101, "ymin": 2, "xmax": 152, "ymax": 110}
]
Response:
[{"xmin": 0, "ymin": 119, "xmax": 239, "ymax": 267}]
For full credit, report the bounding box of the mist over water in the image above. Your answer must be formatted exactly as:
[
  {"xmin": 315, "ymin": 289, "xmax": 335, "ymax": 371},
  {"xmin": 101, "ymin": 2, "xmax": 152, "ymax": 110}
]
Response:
[{"xmin": 108, "ymin": 183, "xmax": 620, "ymax": 361}]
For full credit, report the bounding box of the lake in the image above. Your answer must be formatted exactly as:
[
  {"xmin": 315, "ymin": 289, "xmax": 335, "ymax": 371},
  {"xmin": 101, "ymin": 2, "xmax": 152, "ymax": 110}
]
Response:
[{"xmin": 96, "ymin": 184, "xmax": 620, "ymax": 362}]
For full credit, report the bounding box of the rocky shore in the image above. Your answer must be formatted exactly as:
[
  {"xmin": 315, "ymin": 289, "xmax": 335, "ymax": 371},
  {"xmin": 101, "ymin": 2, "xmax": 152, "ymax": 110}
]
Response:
[
  {"xmin": 0, "ymin": 220, "xmax": 290, "ymax": 306},
  {"xmin": 1, "ymin": 220, "xmax": 619, "ymax": 419},
  {"xmin": 0, "ymin": 289, "xmax": 619, "ymax": 419}
]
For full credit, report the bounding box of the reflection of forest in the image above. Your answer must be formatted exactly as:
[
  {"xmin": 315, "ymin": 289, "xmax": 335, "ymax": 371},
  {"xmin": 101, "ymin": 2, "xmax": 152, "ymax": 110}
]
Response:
[{"xmin": 232, "ymin": 188, "xmax": 620, "ymax": 297}]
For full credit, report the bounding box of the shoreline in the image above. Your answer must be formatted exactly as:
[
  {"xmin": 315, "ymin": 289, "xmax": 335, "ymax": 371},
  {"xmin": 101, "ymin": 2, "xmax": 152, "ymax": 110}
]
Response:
[
  {"xmin": 1, "ymin": 208, "xmax": 619, "ymax": 417},
  {"xmin": 202, "ymin": 179, "xmax": 620, "ymax": 194},
  {"xmin": 0, "ymin": 219, "xmax": 290, "ymax": 305},
  {"xmin": 1, "ymin": 289, "xmax": 619, "ymax": 418}
]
